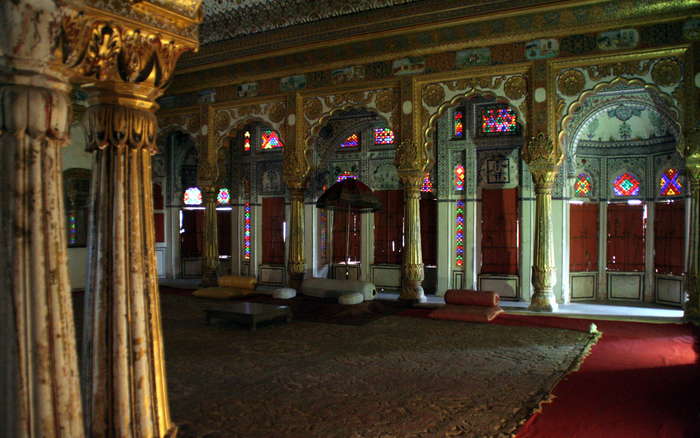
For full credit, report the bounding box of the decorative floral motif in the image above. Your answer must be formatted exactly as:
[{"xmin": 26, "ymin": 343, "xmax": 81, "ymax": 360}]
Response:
[
  {"xmin": 375, "ymin": 89, "xmax": 396, "ymax": 114},
  {"xmin": 504, "ymin": 76, "xmax": 527, "ymax": 101},
  {"xmin": 268, "ymin": 102, "xmax": 287, "ymax": 124},
  {"xmin": 304, "ymin": 97, "xmax": 323, "ymax": 121},
  {"xmin": 557, "ymin": 69, "xmax": 585, "ymax": 97},
  {"xmin": 651, "ymin": 58, "xmax": 682, "ymax": 87},
  {"xmin": 423, "ymin": 84, "xmax": 445, "ymax": 107}
]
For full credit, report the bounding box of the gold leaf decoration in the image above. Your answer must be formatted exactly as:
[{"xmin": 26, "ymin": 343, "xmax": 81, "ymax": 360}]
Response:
[
  {"xmin": 375, "ymin": 90, "xmax": 396, "ymax": 113},
  {"xmin": 269, "ymin": 102, "xmax": 287, "ymax": 124},
  {"xmin": 651, "ymin": 58, "xmax": 682, "ymax": 87},
  {"xmin": 504, "ymin": 76, "xmax": 527, "ymax": 101},
  {"xmin": 215, "ymin": 110, "xmax": 230, "ymax": 132},
  {"xmin": 422, "ymin": 84, "xmax": 445, "ymax": 108},
  {"xmin": 304, "ymin": 97, "xmax": 323, "ymax": 121},
  {"xmin": 557, "ymin": 69, "xmax": 585, "ymax": 97}
]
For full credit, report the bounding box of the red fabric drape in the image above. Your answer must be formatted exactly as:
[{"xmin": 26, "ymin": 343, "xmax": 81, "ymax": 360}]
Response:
[
  {"xmin": 180, "ymin": 209, "xmax": 203, "ymax": 257},
  {"xmin": 217, "ymin": 210, "xmax": 232, "ymax": 257},
  {"xmin": 481, "ymin": 188, "xmax": 519, "ymax": 275},
  {"xmin": 262, "ymin": 197, "xmax": 285, "ymax": 264},
  {"xmin": 420, "ymin": 198, "xmax": 437, "ymax": 266},
  {"xmin": 333, "ymin": 209, "xmax": 361, "ymax": 263},
  {"xmin": 154, "ymin": 213, "xmax": 165, "ymax": 243},
  {"xmin": 374, "ymin": 190, "xmax": 404, "ymax": 264},
  {"xmin": 606, "ymin": 203, "xmax": 645, "ymax": 272},
  {"xmin": 569, "ymin": 203, "xmax": 599, "ymax": 272},
  {"xmin": 654, "ymin": 200, "xmax": 684, "ymax": 275}
]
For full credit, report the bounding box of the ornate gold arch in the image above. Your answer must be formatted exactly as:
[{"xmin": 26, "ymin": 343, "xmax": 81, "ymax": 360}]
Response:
[{"xmin": 559, "ymin": 77, "xmax": 681, "ymax": 159}]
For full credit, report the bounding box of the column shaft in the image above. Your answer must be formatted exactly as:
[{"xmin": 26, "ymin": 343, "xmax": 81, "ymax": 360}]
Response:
[
  {"xmin": 288, "ymin": 188, "xmax": 305, "ymax": 290},
  {"xmin": 400, "ymin": 177, "xmax": 426, "ymax": 302},
  {"xmin": 82, "ymin": 103, "xmax": 174, "ymax": 438},
  {"xmin": 201, "ymin": 187, "xmax": 219, "ymax": 287},
  {"xmin": 684, "ymin": 169, "xmax": 700, "ymax": 320},
  {"xmin": 530, "ymin": 184, "xmax": 558, "ymax": 311}
]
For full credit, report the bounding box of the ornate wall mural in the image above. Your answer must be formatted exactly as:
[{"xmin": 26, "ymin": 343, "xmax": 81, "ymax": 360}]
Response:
[{"xmin": 214, "ymin": 100, "xmax": 288, "ymax": 148}]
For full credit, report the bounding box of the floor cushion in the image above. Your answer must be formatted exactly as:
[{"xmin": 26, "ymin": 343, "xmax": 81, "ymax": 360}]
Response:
[
  {"xmin": 192, "ymin": 287, "xmax": 238, "ymax": 300},
  {"xmin": 444, "ymin": 289, "xmax": 500, "ymax": 307},
  {"xmin": 219, "ymin": 275, "xmax": 257, "ymax": 290},
  {"xmin": 338, "ymin": 292, "xmax": 364, "ymax": 305},
  {"xmin": 273, "ymin": 288, "xmax": 296, "ymax": 299},
  {"xmin": 428, "ymin": 304, "xmax": 504, "ymax": 323}
]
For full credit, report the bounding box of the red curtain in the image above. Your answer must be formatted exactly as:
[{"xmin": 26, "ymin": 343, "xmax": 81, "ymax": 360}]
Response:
[
  {"xmin": 153, "ymin": 183, "xmax": 165, "ymax": 243},
  {"xmin": 481, "ymin": 188, "xmax": 519, "ymax": 275},
  {"xmin": 180, "ymin": 210, "xmax": 203, "ymax": 257},
  {"xmin": 374, "ymin": 190, "xmax": 404, "ymax": 264},
  {"xmin": 217, "ymin": 210, "xmax": 232, "ymax": 257},
  {"xmin": 569, "ymin": 203, "xmax": 599, "ymax": 272},
  {"xmin": 420, "ymin": 198, "xmax": 437, "ymax": 266},
  {"xmin": 262, "ymin": 197, "xmax": 285, "ymax": 264},
  {"xmin": 654, "ymin": 200, "xmax": 684, "ymax": 275},
  {"xmin": 333, "ymin": 209, "xmax": 361, "ymax": 263},
  {"xmin": 606, "ymin": 203, "xmax": 645, "ymax": 272}
]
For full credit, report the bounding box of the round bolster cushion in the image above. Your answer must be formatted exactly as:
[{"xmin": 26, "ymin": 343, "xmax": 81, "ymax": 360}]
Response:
[
  {"xmin": 219, "ymin": 275, "xmax": 257, "ymax": 289},
  {"xmin": 273, "ymin": 288, "xmax": 296, "ymax": 299},
  {"xmin": 444, "ymin": 289, "xmax": 500, "ymax": 307},
  {"xmin": 338, "ymin": 292, "xmax": 363, "ymax": 305}
]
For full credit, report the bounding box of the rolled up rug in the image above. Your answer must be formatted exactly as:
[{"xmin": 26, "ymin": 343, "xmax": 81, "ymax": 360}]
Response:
[{"xmin": 444, "ymin": 289, "xmax": 500, "ymax": 307}]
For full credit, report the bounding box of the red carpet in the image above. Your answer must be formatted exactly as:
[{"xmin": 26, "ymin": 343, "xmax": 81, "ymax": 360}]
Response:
[{"xmin": 399, "ymin": 310, "xmax": 700, "ymax": 437}]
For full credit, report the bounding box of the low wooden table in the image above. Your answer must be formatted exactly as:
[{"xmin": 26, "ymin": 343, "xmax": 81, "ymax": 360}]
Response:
[{"xmin": 204, "ymin": 302, "xmax": 292, "ymax": 331}]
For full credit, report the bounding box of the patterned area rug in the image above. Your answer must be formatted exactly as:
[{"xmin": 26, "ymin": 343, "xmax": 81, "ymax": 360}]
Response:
[{"xmin": 159, "ymin": 295, "xmax": 597, "ymax": 438}]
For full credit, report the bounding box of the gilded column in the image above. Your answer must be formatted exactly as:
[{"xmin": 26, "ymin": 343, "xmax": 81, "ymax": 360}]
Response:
[
  {"xmin": 0, "ymin": 2, "xmax": 85, "ymax": 437},
  {"xmin": 283, "ymin": 94, "xmax": 308, "ymax": 290},
  {"xmin": 400, "ymin": 171, "xmax": 426, "ymax": 302},
  {"xmin": 200, "ymin": 184, "xmax": 219, "ymax": 287},
  {"xmin": 287, "ymin": 187, "xmax": 306, "ymax": 290},
  {"xmin": 522, "ymin": 133, "xmax": 564, "ymax": 312},
  {"xmin": 679, "ymin": 129, "xmax": 700, "ymax": 322},
  {"xmin": 58, "ymin": 4, "xmax": 201, "ymax": 437}
]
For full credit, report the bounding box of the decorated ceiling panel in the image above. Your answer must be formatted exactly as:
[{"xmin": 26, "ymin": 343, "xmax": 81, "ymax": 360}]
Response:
[{"xmin": 201, "ymin": 0, "xmax": 422, "ymax": 44}]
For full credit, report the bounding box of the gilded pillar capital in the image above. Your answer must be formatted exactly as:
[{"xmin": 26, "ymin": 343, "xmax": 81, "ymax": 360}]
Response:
[
  {"xmin": 395, "ymin": 139, "xmax": 430, "ymax": 176},
  {"xmin": 282, "ymin": 148, "xmax": 311, "ymax": 190},
  {"xmin": 522, "ymin": 132, "xmax": 564, "ymax": 189}
]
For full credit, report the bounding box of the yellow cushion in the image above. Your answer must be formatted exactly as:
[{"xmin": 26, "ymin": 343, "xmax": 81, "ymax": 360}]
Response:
[
  {"xmin": 192, "ymin": 287, "xmax": 237, "ymax": 299},
  {"xmin": 218, "ymin": 275, "xmax": 257, "ymax": 290}
]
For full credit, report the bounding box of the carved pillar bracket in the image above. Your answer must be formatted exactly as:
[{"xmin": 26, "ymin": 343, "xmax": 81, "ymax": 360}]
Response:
[
  {"xmin": 678, "ymin": 128, "xmax": 700, "ymax": 323},
  {"xmin": 58, "ymin": 3, "xmax": 203, "ymax": 437},
  {"xmin": 201, "ymin": 184, "xmax": 220, "ymax": 287},
  {"xmin": 0, "ymin": 2, "xmax": 85, "ymax": 437},
  {"xmin": 396, "ymin": 140, "xmax": 429, "ymax": 303},
  {"xmin": 283, "ymin": 139, "xmax": 310, "ymax": 290},
  {"xmin": 522, "ymin": 133, "xmax": 563, "ymax": 312}
]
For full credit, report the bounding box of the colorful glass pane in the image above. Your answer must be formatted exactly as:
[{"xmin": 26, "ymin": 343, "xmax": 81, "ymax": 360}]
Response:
[
  {"xmin": 183, "ymin": 187, "xmax": 202, "ymax": 205},
  {"xmin": 69, "ymin": 214, "xmax": 77, "ymax": 246},
  {"xmin": 261, "ymin": 130, "xmax": 284, "ymax": 149},
  {"xmin": 454, "ymin": 164, "xmax": 465, "ymax": 191},
  {"xmin": 481, "ymin": 106, "xmax": 517, "ymax": 134},
  {"xmin": 217, "ymin": 188, "xmax": 230, "ymax": 204},
  {"xmin": 337, "ymin": 171, "xmax": 357, "ymax": 182},
  {"xmin": 456, "ymin": 200, "xmax": 465, "ymax": 267},
  {"xmin": 373, "ymin": 128, "xmax": 395, "ymax": 144},
  {"xmin": 574, "ymin": 173, "xmax": 592, "ymax": 197},
  {"xmin": 243, "ymin": 202, "xmax": 251, "ymax": 260},
  {"xmin": 659, "ymin": 168, "xmax": 682, "ymax": 196},
  {"xmin": 243, "ymin": 131, "xmax": 251, "ymax": 151},
  {"xmin": 340, "ymin": 133, "xmax": 360, "ymax": 148},
  {"xmin": 454, "ymin": 110, "xmax": 464, "ymax": 138},
  {"xmin": 613, "ymin": 173, "xmax": 640, "ymax": 197},
  {"xmin": 421, "ymin": 172, "xmax": 433, "ymax": 192}
]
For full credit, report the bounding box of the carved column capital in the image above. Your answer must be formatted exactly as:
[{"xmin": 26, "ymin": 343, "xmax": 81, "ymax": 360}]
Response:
[
  {"xmin": 395, "ymin": 139, "xmax": 430, "ymax": 176},
  {"xmin": 282, "ymin": 148, "xmax": 311, "ymax": 190},
  {"xmin": 522, "ymin": 132, "xmax": 563, "ymax": 189}
]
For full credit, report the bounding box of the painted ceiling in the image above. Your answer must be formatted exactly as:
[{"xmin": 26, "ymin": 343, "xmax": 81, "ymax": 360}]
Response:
[
  {"xmin": 578, "ymin": 104, "xmax": 672, "ymax": 144},
  {"xmin": 201, "ymin": 0, "xmax": 422, "ymax": 44}
]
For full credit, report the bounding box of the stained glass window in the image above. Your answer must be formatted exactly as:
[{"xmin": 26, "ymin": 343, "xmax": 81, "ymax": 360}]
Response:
[
  {"xmin": 340, "ymin": 133, "xmax": 360, "ymax": 148},
  {"xmin": 456, "ymin": 200, "xmax": 465, "ymax": 267},
  {"xmin": 337, "ymin": 171, "xmax": 357, "ymax": 182},
  {"xmin": 373, "ymin": 128, "xmax": 395, "ymax": 145},
  {"xmin": 261, "ymin": 130, "xmax": 284, "ymax": 149},
  {"xmin": 243, "ymin": 202, "xmax": 251, "ymax": 260},
  {"xmin": 69, "ymin": 214, "xmax": 77, "ymax": 246},
  {"xmin": 183, "ymin": 187, "xmax": 202, "ymax": 205},
  {"xmin": 454, "ymin": 164, "xmax": 465, "ymax": 191},
  {"xmin": 217, "ymin": 188, "xmax": 230, "ymax": 204},
  {"xmin": 453, "ymin": 109, "xmax": 464, "ymax": 138},
  {"xmin": 613, "ymin": 172, "xmax": 640, "ymax": 197},
  {"xmin": 481, "ymin": 106, "xmax": 518, "ymax": 134},
  {"xmin": 659, "ymin": 168, "xmax": 682, "ymax": 196},
  {"xmin": 574, "ymin": 173, "xmax": 592, "ymax": 197},
  {"xmin": 421, "ymin": 172, "xmax": 433, "ymax": 192},
  {"xmin": 243, "ymin": 131, "xmax": 251, "ymax": 151}
]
